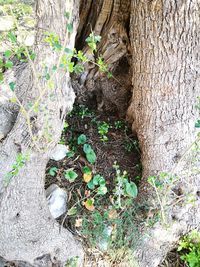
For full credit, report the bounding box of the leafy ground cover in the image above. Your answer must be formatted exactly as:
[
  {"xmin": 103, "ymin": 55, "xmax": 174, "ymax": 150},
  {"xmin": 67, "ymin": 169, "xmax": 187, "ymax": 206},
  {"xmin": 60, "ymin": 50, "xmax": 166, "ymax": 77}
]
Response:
[{"xmin": 45, "ymin": 103, "xmax": 142, "ymax": 265}]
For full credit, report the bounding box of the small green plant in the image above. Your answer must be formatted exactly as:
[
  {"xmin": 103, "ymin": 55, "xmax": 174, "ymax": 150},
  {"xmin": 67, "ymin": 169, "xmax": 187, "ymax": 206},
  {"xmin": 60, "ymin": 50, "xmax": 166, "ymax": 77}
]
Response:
[
  {"xmin": 124, "ymin": 138, "xmax": 139, "ymax": 153},
  {"xmin": 65, "ymin": 256, "xmax": 79, "ymax": 267},
  {"xmin": 87, "ymin": 174, "xmax": 107, "ymax": 195},
  {"xmin": 49, "ymin": 166, "xmax": 58, "ymax": 176},
  {"xmin": 64, "ymin": 169, "xmax": 78, "ymax": 182},
  {"xmin": 114, "ymin": 120, "xmax": 125, "ymax": 129},
  {"xmin": 113, "ymin": 162, "xmax": 138, "ymax": 209},
  {"xmin": 97, "ymin": 121, "xmax": 110, "ymax": 142},
  {"xmin": 83, "ymin": 144, "xmax": 96, "ymax": 164},
  {"xmin": 70, "ymin": 105, "xmax": 95, "ymax": 119},
  {"xmin": 178, "ymin": 231, "xmax": 200, "ymax": 267},
  {"xmin": 4, "ymin": 152, "xmax": 30, "ymax": 184},
  {"xmin": 77, "ymin": 134, "xmax": 86, "ymax": 145}
]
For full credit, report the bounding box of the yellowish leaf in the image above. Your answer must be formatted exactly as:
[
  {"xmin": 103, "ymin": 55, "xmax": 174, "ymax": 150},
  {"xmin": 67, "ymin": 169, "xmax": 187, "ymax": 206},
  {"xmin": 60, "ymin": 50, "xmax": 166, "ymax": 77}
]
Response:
[
  {"xmin": 83, "ymin": 173, "xmax": 92, "ymax": 183},
  {"xmin": 84, "ymin": 198, "xmax": 95, "ymax": 211}
]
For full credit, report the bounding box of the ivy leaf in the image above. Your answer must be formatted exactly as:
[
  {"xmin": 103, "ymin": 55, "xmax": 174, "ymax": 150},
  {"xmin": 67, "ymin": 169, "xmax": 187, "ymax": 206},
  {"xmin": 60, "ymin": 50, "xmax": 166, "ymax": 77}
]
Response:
[
  {"xmin": 86, "ymin": 150, "xmax": 96, "ymax": 164},
  {"xmin": 87, "ymin": 180, "xmax": 95, "ymax": 190},
  {"xmin": 64, "ymin": 169, "xmax": 78, "ymax": 182},
  {"xmin": 49, "ymin": 167, "xmax": 57, "ymax": 176},
  {"xmin": 125, "ymin": 182, "xmax": 138, "ymax": 198},
  {"xmin": 93, "ymin": 174, "xmax": 105, "ymax": 185},
  {"xmin": 83, "ymin": 144, "xmax": 92, "ymax": 154},
  {"xmin": 77, "ymin": 134, "xmax": 87, "ymax": 145}
]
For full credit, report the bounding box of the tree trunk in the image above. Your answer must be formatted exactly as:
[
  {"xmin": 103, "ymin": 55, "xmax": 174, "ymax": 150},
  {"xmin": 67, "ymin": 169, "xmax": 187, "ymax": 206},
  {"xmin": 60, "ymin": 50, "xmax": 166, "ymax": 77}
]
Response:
[
  {"xmin": 127, "ymin": 1, "xmax": 200, "ymax": 266},
  {"xmin": 1, "ymin": 0, "xmax": 200, "ymax": 266},
  {"xmin": 77, "ymin": 0, "xmax": 200, "ymax": 266},
  {"xmin": 0, "ymin": 0, "xmax": 83, "ymax": 266}
]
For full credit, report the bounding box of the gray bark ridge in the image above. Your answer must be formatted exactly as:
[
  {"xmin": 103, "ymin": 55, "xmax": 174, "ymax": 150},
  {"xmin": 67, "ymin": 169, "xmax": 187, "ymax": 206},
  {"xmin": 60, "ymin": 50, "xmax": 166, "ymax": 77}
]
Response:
[
  {"xmin": 0, "ymin": 0, "xmax": 83, "ymax": 266},
  {"xmin": 127, "ymin": 1, "xmax": 200, "ymax": 266}
]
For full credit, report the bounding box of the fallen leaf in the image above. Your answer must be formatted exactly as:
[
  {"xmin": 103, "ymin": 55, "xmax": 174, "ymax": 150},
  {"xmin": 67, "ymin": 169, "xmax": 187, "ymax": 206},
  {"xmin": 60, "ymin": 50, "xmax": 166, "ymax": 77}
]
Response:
[
  {"xmin": 84, "ymin": 190, "xmax": 91, "ymax": 197},
  {"xmin": 108, "ymin": 209, "xmax": 118, "ymax": 219},
  {"xmin": 84, "ymin": 198, "xmax": 95, "ymax": 211},
  {"xmin": 75, "ymin": 218, "xmax": 83, "ymax": 227},
  {"xmin": 83, "ymin": 173, "xmax": 92, "ymax": 183}
]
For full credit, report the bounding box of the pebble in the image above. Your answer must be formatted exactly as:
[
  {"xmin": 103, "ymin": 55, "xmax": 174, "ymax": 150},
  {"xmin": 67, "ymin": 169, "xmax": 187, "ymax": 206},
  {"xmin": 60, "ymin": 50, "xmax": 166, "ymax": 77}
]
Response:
[
  {"xmin": 50, "ymin": 144, "xmax": 69, "ymax": 161},
  {"xmin": 46, "ymin": 184, "xmax": 67, "ymax": 219}
]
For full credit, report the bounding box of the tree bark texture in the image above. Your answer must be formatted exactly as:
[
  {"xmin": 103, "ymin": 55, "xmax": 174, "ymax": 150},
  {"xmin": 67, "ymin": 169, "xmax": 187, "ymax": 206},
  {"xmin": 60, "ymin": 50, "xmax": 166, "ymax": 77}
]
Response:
[
  {"xmin": 127, "ymin": 1, "xmax": 200, "ymax": 266},
  {"xmin": 0, "ymin": 0, "xmax": 83, "ymax": 266},
  {"xmin": 74, "ymin": 0, "xmax": 132, "ymax": 117}
]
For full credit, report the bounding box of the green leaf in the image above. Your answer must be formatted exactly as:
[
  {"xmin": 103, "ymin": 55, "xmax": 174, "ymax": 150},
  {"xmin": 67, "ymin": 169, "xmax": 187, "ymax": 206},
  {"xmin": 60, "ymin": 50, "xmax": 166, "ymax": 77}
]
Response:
[
  {"xmin": 74, "ymin": 64, "xmax": 84, "ymax": 74},
  {"xmin": 86, "ymin": 150, "xmax": 96, "ymax": 164},
  {"xmin": 52, "ymin": 65, "xmax": 57, "ymax": 71},
  {"xmin": 49, "ymin": 167, "xmax": 57, "ymax": 176},
  {"xmin": 64, "ymin": 169, "xmax": 78, "ymax": 182},
  {"xmin": 9, "ymin": 82, "xmax": 16, "ymax": 91},
  {"xmin": 64, "ymin": 11, "xmax": 70, "ymax": 19},
  {"xmin": 93, "ymin": 174, "xmax": 105, "ymax": 185},
  {"xmin": 66, "ymin": 151, "xmax": 75, "ymax": 158},
  {"xmin": 97, "ymin": 186, "xmax": 107, "ymax": 195},
  {"xmin": 64, "ymin": 48, "xmax": 73, "ymax": 54},
  {"xmin": 30, "ymin": 52, "xmax": 36, "ymax": 61},
  {"xmin": 93, "ymin": 174, "xmax": 101, "ymax": 185},
  {"xmin": 5, "ymin": 60, "xmax": 13, "ymax": 69},
  {"xmin": 67, "ymin": 23, "xmax": 73, "ymax": 33},
  {"xmin": 83, "ymin": 144, "xmax": 92, "ymax": 154},
  {"xmin": 67, "ymin": 207, "xmax": 77, "ymax": 216},
  {"xmin": 83, "ymin": 166, "xmax": 91, "ymax": 174},
  {"xmin": 195, "ymin": 120, "xmax": 200, "ymax": 128},
  {"xmin": 77, "ymin": 134, "xmax": 87, "ymax": 145},
  {"xmin": 87, "ymin": 180, "xmax": 95, "ymax": 190},
  {"xmin": 0, "ymin": 73, "xmax": 4, "ymax": 82},
  {"xmin": 4, "ymin": 50, "xmax": 12, "ymax": 58},
  {"xmin": 67, "ymin": 61, "xmax": 74, "ymax": 73},
  {"xmin": 125, "ymin": 182, "xmax": 138, "ymax": 198},
  {"xmin": 45, "ymin": 73, "xmax": 50, "ymax": 80},
  {"xmin": 7, "ymin": 31, "xmax": 17, "ymax": 43}
]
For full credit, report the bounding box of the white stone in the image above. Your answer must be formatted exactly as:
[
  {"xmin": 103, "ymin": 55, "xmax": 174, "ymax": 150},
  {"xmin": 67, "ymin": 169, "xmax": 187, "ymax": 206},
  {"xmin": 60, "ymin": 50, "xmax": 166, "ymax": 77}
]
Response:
[
  {"xmin": 98, "ymin": 225, "xmax": 113, "ymax": 251},
  {"xmin": 0, "ymin": 16, "xmax": 15, "ymax": 31},
  {"xmin": 24, "ymin": 34, "xmax": 35, "ymax": 46},
  {"xmin": 50, "ymin": 144, "xmax": 69, "ymax": 161},
  {"xmin": 46, "ymin": 184, "xmax": 67, "ymax": 219}
]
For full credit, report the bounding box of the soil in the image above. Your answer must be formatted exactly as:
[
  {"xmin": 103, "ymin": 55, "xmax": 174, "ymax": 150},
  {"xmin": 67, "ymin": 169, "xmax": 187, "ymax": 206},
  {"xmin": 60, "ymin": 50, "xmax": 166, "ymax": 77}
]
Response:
[
  {"xmin": 45, "ymin": 103, "xmax": 141, "ymax": 225},
  {"xmin": 45, "ymin": 102, "xmax": 187, "ymax": 267}
]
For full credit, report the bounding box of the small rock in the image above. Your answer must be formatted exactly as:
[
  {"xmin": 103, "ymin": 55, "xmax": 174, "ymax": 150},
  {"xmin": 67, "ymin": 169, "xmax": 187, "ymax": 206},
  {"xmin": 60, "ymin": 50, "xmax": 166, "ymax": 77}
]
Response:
[
  {"xmin": 46, "ymin": 184, "xmax": 67, "ymax": 219},
  {"xmin": 50, "ymin": 144, "xmax": 69, "ymax": 161},
  {"xmin": 98, "ymin": 225, "xmax": 113, "ymax": 251},
  {"xmin": 0, "ymin": 16, "xmax": 15, "ymax": 31}
]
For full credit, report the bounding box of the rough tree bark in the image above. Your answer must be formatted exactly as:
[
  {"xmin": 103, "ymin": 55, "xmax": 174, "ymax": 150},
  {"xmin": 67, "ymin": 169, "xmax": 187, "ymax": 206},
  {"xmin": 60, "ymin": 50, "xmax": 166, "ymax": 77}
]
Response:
[
  {"xmin": 0, "ymin": 0, "xmax": 83, "ymax": 266},
  {"xmin": 127, "ymin": 1, "xmax": 200, "ymax": 266},
  {"xmin": 76, "ymin": 0, "xmax": 200, "ymax": 266},
  {"xmin": 1, "ymin": 0, "xmax": 200, "ymax": 266}
]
